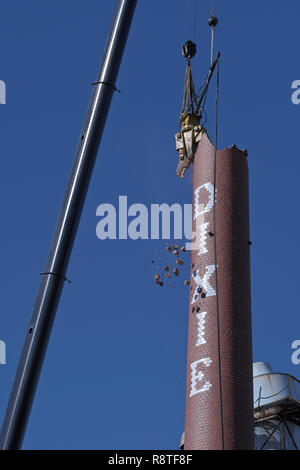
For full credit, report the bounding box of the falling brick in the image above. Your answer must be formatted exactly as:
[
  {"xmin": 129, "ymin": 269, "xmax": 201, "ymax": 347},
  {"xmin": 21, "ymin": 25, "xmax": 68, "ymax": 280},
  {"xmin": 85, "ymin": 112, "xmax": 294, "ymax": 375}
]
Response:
[{"xmin": 176, "ymin": 259, "xmax": 184, "ymax": 265}]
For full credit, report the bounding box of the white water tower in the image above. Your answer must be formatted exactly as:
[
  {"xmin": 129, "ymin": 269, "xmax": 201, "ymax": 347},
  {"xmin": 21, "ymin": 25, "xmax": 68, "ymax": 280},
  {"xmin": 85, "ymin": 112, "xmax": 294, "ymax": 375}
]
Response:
[{"xmin": 254, "ymin": 362, "xmax": 300, "ymax": 449}]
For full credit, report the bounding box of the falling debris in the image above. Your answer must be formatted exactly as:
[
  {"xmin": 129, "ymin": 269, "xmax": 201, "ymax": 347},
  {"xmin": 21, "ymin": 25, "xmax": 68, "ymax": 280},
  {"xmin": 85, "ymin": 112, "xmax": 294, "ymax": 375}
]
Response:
[{"xmin": 151, "ymin": 243, "xmax": 190, "ymax": 289}]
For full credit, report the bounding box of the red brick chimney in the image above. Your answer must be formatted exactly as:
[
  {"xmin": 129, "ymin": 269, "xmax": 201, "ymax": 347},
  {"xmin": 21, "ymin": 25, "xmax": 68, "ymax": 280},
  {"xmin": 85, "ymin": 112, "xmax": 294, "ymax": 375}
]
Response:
[{"xmin": 184, "ymin": 131, "xmax": 254, "ymax": 450}]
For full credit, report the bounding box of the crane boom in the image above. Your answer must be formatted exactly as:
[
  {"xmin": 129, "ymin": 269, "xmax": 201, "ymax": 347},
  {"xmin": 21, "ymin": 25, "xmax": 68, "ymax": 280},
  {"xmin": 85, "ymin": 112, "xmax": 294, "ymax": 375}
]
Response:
[{"xmin": 0, "ymin": 0, "xmax": 137, "ymax": 450}]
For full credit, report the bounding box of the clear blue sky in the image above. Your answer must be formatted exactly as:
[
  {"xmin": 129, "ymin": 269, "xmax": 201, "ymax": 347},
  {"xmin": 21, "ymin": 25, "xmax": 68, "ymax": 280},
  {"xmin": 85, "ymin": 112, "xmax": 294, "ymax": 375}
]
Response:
[{"xmin": 0, "ymin": 0, "xmax": 300, "ymax": 450}]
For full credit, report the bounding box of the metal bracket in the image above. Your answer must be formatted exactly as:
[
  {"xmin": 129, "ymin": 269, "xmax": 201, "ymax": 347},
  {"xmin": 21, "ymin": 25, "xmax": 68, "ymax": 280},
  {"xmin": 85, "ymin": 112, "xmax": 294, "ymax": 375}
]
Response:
[
  {"xmin": 175, "ymin": 124, "xmax": 203, "ymax": 178},
  {"xmin": 91, "ymin": 81, "xmax": 121, "ymax": 93}
]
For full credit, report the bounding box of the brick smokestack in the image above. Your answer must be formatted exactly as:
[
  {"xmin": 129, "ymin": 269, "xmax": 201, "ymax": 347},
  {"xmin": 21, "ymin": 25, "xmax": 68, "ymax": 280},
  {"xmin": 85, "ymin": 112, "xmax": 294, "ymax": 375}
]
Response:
[{"xmin": 184, "ymin": 132, "xmax": 254, "ymax": 450}]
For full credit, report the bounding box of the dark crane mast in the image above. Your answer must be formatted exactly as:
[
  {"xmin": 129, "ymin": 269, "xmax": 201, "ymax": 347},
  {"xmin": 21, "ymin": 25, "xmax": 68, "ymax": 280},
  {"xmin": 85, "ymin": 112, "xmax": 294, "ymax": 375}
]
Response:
[{"xmin": 0, "ymin": 0, "xmax": 137, "ymax": 450}]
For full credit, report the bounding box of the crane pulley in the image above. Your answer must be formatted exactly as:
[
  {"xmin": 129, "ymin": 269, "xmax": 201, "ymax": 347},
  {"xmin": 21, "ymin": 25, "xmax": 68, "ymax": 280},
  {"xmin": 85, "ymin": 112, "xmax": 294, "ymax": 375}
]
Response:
[{"xmin": 175, "ymin": 7, "xmax": 220, "ymax": 178}]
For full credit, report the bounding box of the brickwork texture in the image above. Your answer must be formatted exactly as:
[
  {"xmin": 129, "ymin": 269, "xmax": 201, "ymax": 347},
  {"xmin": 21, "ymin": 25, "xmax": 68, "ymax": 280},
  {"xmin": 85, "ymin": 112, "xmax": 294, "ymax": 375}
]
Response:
[{"xmin": 184, "ymin": 132, "xmax": 254, "ymax": 450}]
